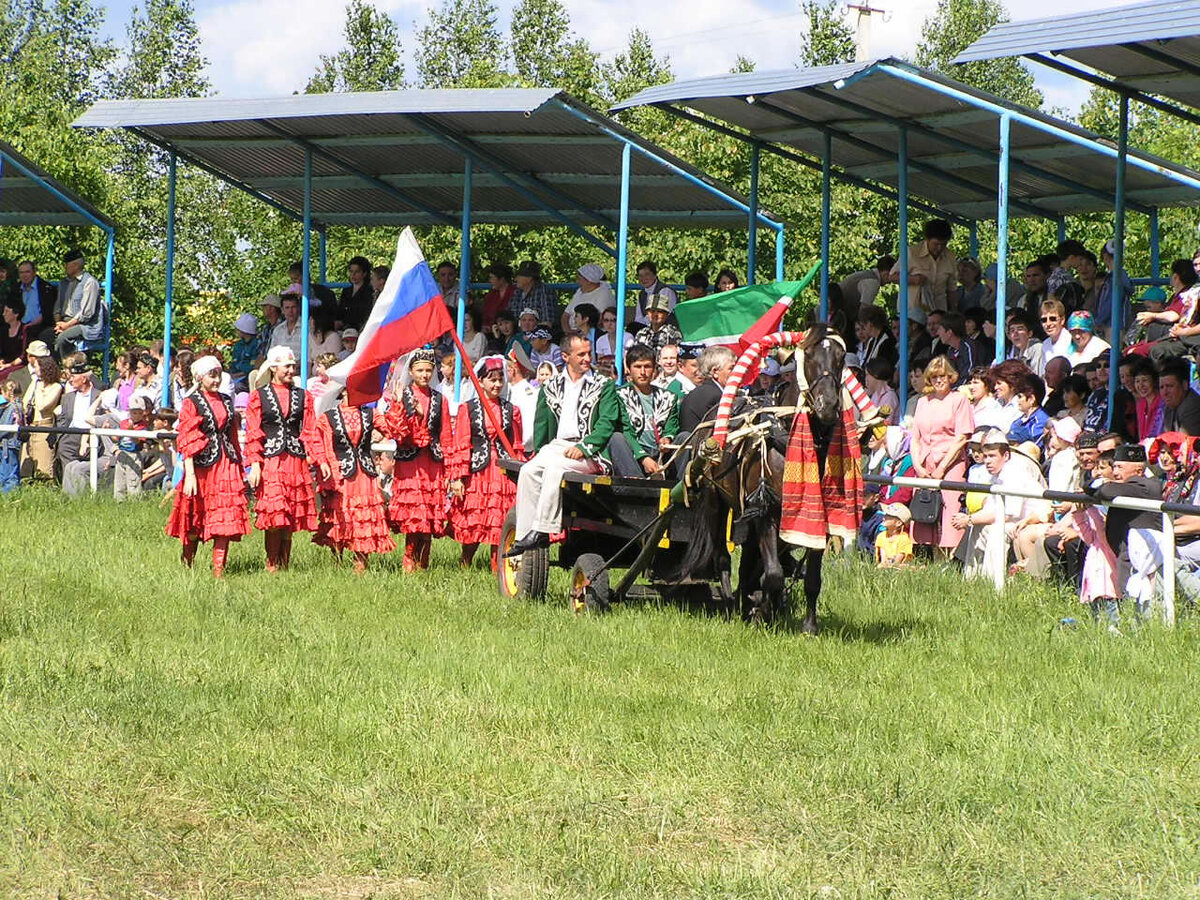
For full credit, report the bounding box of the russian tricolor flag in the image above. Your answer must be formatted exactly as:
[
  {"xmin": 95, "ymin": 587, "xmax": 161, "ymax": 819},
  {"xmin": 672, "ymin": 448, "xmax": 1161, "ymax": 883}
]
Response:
[{"xmin": 317, "ymin": 227, "xmax": 454, "ymax": 414}]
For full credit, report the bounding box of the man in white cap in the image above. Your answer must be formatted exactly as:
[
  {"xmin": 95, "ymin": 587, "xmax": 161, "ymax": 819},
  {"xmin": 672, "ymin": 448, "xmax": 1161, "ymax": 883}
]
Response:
[
  {"xmin": 230, "ymin": 312, "xmax": 261, "ymax": 391},
  {"xmin": 338, "ymin": 328, "xmax": 358, "ymax": 361},
  {"xmin": 562, "ymin": 263, "xmax": 615, "ymax": 334}
]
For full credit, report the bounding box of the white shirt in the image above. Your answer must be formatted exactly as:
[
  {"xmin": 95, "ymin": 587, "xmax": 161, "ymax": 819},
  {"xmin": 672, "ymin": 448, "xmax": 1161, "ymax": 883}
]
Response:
[
  {"xmin": 504, "ymin": 378, "xmax": 538, "ymax": 445},
  {"xmin": 565, "ymin": 284, "xmax": 616, "ymax": 318},
  {"xmin": 596, "ymin": 331, "xmax": 633, "ymax": 357},
  {"xmin": 1041, "ymin": 330, "xmax": 1073, "ymax": 363},
  {"xmin": 670, "ymin": 371, "xmax": 696, "ymax": 395},
  {"xmin": 838, "ymin": 270, "xmax": 882, "ymax": 308},
  {"xmin": 71, "ymin": 388, "xmax": 97, "ymax": 429},
  {"xmin": 270, "ymin": 320, "xmax": 304, "ymax": 359},
  {"xmin": 1068, "ymin": 335, "xmax": 1110, "ymax": 368},
  {"xmin": 556, "ymin": 372, "xmax": 586, "ymax": 442}
]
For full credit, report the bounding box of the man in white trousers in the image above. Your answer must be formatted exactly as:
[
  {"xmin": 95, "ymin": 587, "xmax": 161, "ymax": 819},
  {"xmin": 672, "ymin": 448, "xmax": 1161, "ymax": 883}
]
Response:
[{"xmin": 506, "ymin": 333, "xmax": 620, "ymax": 556}]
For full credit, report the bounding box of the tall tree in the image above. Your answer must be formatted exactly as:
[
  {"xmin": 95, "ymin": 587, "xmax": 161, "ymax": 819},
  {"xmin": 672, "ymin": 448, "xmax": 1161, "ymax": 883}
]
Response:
[
  {"xmin": 414, "ymin": 0, "xmax": 507, "ymax": 88},
  {"xmin": 509, "ymin": 0, "xmax": 600, "ymax": 104},
  {"xmin": 799, "ymin": 0, "xmax": 854, "ymax": 67},
  {"xmin": 602, "ymin": 28, "xmax": 671, "ymax": 107},
  {"xmin": 307, "ymin": 0, "xmax": 404, "ymax": 94},
  {"xmin": 915, "ymin": 0, "xmax": 1041, "ymax": 107}
]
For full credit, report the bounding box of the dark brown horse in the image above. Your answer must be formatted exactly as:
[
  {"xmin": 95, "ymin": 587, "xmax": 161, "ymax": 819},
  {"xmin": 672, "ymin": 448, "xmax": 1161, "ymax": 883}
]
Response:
[{"xmin": 678, "ymin": 325, "xmax": 847, "ymax": 633}]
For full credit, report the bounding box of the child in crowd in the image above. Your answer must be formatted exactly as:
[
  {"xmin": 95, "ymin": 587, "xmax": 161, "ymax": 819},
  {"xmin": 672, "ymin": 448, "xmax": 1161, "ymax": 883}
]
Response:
[
  {"xmin": 113, "ymin": 396, "xmax": 153, "ymax": 500},
  {"xmin": 535, "ymin": 361, "xmax": 556, "ymax": 386},
  {"xmin": 864, "ymin": 358, "xmax": 899, "ymax": 424},
  {"xmin": 0, "ymin": 379, "xmax": 22, "ymax": 492},
  {"xmin": 307, "ymin": 352, "xmax": 340, "ymax": 403},
  {"xmin": 875, "ymin": 503, "xmax": 914, "ymax": 568},
  {"xmin": 229, "ymin": 313, "xmax": 261, "ymax": 391},
  {"xmin": 529, "ymin": 328, "xmax": 563, "ymax": 369},
  {"xmin": 339, "ymin": 328, "xmax": 357, "ymax": 361},
  {"xmin": 140, "ymin": 407, "xmax": 177, "ymax": 492},
  {"xmin": 1007, "ymin": 374, "xmax": 1048, "ymax": 445}
]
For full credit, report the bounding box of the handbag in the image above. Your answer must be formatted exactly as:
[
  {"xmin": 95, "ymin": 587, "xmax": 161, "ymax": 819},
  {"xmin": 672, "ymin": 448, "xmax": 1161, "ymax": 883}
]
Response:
[{"xmin": 910, "ymin": 487, "xmax": 943, "ymax": 524}]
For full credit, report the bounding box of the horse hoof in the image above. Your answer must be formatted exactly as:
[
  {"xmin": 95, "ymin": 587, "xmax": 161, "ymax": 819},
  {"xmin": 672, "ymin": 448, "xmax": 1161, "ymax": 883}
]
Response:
[{"xmin": 800, "ymin": 620, "xmax": 819, "ymax": 636}]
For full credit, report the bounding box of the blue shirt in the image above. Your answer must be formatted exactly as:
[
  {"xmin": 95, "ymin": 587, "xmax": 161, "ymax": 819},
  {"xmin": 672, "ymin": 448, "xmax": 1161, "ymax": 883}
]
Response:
[
  {"xmin": 20, "ymin": 280, "xmax": 41, "ymax": 325},
  {"xmin": 1007, "ymin": 407, "xmax": 1048, "ymax": 445}
]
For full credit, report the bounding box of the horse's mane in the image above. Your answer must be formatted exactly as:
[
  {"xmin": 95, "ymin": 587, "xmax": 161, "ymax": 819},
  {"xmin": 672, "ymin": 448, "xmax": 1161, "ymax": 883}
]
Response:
[{"xmin": 800, "ymin": 322, "xmax": 834, "ymax": 353}]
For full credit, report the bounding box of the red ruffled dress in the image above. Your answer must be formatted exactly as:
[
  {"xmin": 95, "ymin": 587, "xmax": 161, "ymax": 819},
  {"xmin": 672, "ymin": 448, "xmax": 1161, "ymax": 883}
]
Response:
[
  {"xmin": 244, "ymin": 383, "xmax": 319, "ymax": 532},
  {"xmin": 313, "ymin": 402, "xmax": 395, "ymax": 555},
  {"xmin": 166, "ymin": 391, "xmax": 251, "ymax": 542},
  {"xmin": 447, "ymin": 399, "xmax": 524, "ymax": 545},
  {"xmin": 382, "ymin": 385, "xmax": 449, "ymax": 536}
]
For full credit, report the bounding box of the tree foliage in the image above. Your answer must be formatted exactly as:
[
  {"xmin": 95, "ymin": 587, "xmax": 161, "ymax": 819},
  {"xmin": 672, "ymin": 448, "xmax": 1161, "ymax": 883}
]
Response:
[
  {"xmin": 799, "ymin": 0, "xmax": 854, "ymax": 68},
  {"xmin": 307, "ymin": 0, "xmax": 404, "ymax": 94},
  {"xmin": 415, "ymin": 0, "xmax": 508, "ymax": 88}
]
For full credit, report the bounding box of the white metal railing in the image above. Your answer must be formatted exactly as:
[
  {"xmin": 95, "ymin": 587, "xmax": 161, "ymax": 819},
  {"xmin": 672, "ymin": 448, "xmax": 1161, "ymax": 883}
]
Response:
[{"xmin": 865, "ymin": 473, "xmax": 1200, "ymax": 627}]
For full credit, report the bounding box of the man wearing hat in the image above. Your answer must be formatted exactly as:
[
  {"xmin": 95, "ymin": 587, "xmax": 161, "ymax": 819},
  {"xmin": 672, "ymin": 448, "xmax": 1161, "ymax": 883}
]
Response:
[
  {"xmin": 951, "ymin": 428, "xmax": 1037, "ymax": 579},
  {"xmin": 634, "ymin": 261, "xmax": 676, "ymax": 326},
  {"xmin": 528, "ymin": 328, "xmax": 563, "ymax": 369},
  {"xmin": 631, "ymin": 293, "xmax": 682, "ymax": 357},
  {"xmin": 258, "ymin": 294, "xmax": 282, "ymax": 357},
  {"xmin": 512, "ymin": 260, "xmax": 559, "ymax": 327},
  {"xmin": 53, "ymin": 249, "xmax": 105, "ymax": 358},
  {"xmin": 1086, "ymin": 443, "xmax": 1163, "ymax": 621},
  {"xmin": 563, "ymin": 263, "xmax": 615, "ymax": 335},
  {"xmin": 666, "ymin": 343, "xmax": 703, "ymax": 400},
  {"xmin": 230, "ymin": 312, "xmax": 261, "ymax": 391},
  {"xmin": 504, "ymin": 343, "xmax": 538, "ymax": 445},
  {"xmin": 1065, "ymin": 310, "xmax": 1110, "ymax": 368},
  {"xmin": 55, "ymin": 355, "xmax": 111, "ymax": 494}
]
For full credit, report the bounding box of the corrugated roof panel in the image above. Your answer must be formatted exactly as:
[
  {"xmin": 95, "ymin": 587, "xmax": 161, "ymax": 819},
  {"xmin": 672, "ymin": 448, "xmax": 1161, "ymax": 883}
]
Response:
[
  {"xmin": 72, "ymin": 89, "xmax": 777, "ymax": 230},
  {"xmin": 0, "ymin": 138, "xmax": 114, "ymax": 229}
]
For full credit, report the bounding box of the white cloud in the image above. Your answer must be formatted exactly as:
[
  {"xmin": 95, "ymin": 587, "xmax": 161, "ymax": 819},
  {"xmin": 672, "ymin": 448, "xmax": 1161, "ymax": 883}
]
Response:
[{"xmin": 194, "ymin": 0, "xmax": 1141, "ymax": 116}]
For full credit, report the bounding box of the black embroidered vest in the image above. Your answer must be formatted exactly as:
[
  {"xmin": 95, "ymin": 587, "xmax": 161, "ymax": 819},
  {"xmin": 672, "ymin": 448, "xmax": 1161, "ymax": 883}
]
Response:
[
  {"xmin": 466, "ymin": 397, "xmax": 515, "ymax": 473},
  {"xmin": 258, "ymin": 384, "xmax": 306, "ymax": 459},
  {"xmin": 327, "ymin": 406, "xmax": 377, "ymax": 479},
  {"xmin": 395, "ymin": 386, "xmax": 443, "ymax": 462},
  {"xmin": 191, "ymin": 392, "xmax": 240, "ymax": 468}
]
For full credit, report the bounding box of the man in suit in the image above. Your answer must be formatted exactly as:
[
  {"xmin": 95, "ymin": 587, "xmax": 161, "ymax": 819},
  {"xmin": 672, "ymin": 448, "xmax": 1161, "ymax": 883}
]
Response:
[
  {"xmin": 856, "ymin": 304, "xmax": 898, "ymax": 368},
  {"xmin": 680, "ymin": 345, "xmax": 735, "ymax": 434},
  {"xmin": 17, "ymin": 259, "xmax": 55, "ymax": 337},
  {"xmin": 54, "ymin": 356, "xmax": 114, "ymax": 494}
]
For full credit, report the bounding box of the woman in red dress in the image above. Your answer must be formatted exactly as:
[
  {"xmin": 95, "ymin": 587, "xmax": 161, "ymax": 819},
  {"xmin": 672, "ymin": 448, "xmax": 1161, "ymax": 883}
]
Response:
[
  {"xmin": 446, "ymin": 356, "xmax": 525, "ymax": 570},
  {"xmin": 244, "ymin": 346, "xmax": 324, "ymax": 572},
  {"xmin": 381, "ymin": 349, "xmax": 450, "ymax": 572},
  {"xmin": 313, "ymin": 390, "xmax": 395, "ymax": 572},
  {"xmin": 166, "ymin": 355, "xmax": 250, "ymax": 577}
]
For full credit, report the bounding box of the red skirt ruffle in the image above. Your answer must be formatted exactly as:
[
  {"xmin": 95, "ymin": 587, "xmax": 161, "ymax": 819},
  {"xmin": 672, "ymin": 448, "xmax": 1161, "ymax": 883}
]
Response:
[
  {"xmin": 254, "ymin": 454, "xmax": 318, "ymax": 532},
  {"xmin": 166, "ymin": 455, "xmax": 250, "ymax": 542},
  {"xmin": 388, "ymin": 450, "xmax": 445, "ymax": 536},
  {"xmin": 314, "ymin": 471, "xmax": 395, "ymax": 554},
  {"xmin": 448, "ymin": 459, "xmax": 516, "ymax": 546}
]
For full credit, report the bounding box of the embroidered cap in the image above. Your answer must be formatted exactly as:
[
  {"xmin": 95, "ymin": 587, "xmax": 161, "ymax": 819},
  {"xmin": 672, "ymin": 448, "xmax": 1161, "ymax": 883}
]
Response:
[
  {"xmin": 530, "ymin": 328, "xmax": 552, "ymax": 341},
  {"xmin": 1113, "ymin": 443, "xmax": 1147, "ymax": 464},
  {"xmin": 408, "ymin": 348, "xmax": 437, "ymax": 368}
]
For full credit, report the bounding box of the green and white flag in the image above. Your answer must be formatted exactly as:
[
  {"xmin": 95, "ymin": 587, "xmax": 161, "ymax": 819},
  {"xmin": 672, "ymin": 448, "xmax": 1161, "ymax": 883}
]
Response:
[{"xmin": 673, "ymin": 262, "xmax": 822, "ymax": 347}]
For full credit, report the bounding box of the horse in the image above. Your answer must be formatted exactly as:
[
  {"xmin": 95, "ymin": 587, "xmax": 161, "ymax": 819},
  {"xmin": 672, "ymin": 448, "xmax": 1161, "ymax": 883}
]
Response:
[{"xmin": 678, "ymin": 325, "xmax": 847, "ymax": 633}]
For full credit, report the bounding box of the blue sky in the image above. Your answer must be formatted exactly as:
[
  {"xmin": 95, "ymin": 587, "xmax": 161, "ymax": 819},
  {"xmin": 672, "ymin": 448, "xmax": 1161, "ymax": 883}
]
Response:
[{"xmin": 95, "ymin": 0, "xmax": 1136, "ymax": 113}]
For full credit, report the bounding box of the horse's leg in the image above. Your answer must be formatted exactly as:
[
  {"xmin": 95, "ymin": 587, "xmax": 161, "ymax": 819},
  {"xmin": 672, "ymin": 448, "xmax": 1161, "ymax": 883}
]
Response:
[
  {"xmin": 758, "ymin": 517, "xmax": 785, "ymax": 623},
  {"xmin": 738, "ymin": 533, "xmax": 762, "ymax": 621},
  {"xmin": 801, "ymin": 548, "xmax": 824, "ymax": 635}
]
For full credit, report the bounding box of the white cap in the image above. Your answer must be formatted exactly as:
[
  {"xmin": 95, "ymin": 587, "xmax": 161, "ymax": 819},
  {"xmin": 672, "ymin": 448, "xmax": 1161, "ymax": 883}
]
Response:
[
  {"xmin": 265, "ymin": 345, "xmax": 297, "ymax": 368},
  {"xmin": 191, "ymin": 355, "xmax": 222, "ymax": 380},
  {"xmin": 341, "ymin": 328, "xmax": 359, "ymax": 339},
  {"xmin": 578, "ymin": 263, "xmax": 605, "ymax": 283},
  {"xmin": 761, "ymin": 358, "xmax": 781, "ymax": 377},
  {"xmin": 234, "ymin": 312, "xmax": 258, "ymax": 334}
]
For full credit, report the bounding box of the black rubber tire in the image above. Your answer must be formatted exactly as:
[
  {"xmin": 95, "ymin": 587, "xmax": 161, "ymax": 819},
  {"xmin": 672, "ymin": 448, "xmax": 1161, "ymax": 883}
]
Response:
[
  {"xmin": 569, "ymin": 552, "xmax": 611, "ymax": 613},
  {"xmin": 497, "ymin": 507, "xmax": 549, "ymax": 600}
]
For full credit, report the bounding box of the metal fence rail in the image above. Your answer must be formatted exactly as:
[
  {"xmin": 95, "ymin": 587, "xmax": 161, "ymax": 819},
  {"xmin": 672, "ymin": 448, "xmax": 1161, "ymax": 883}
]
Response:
[{"xmin": 865, "ymin": 473, "xmax": 1200, "ymax": 626}]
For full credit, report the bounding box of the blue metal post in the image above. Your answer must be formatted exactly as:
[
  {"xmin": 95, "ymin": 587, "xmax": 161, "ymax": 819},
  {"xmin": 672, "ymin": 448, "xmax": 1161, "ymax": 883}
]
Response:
[
  {"xmin": 301, "ymin": 147, "xmax": 312, "ymax": 388},
  {"xmin": 103, "ymin": 229, "xmax": 114, "ymax": 383},
  {"xmin": 747, "ymin": 143, "xmax": 759, "ymax": 286},
  {"xmin": 1150, "ymin": 208, "xmax": 1161, "ymax": 279},
  {"xmin": 615, "ymin": 143, "xmax": 632, "ymax": 384},
  {"xmin": 318, "ymin": 229, "xmax": 327, "ymax": 283},
  {"xmin": 1057, "ymin": 218, "xmax": 1067, "ymax": 244},
  {"xmin": 968, "ymin": 221, "xmax": 979, "ymax": 260},
  {"xmin": 455, "ymin": 158, "xmax": 472, "ymax": 403},
  {"xmin": 162, "ymin": 151, "xmax": 177, "ymax": 407},
  {"xmin": 820, "ymin": 131, "xmax": 832, "ymax": 320},
  {"xmin": 1108, "ymin": 93, "xmax": 1129, "ymax": 428},
  {"xmin": 775, "ymin": 227, "xmax": 785, "ymax": 281},
  {"xmin": 897, "ymin": 127, "xmax": 910, "ymax": 415},
  {"xmin": 996, "ymin": 113, "xmax": 1011, "ymax": 366}
]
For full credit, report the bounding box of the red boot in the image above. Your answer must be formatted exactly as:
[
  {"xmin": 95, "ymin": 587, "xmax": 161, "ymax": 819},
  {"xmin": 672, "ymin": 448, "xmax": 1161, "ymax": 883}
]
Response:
[{"xmin": 212, "ymin": 537, "xmax": 229, "ymax": 579}]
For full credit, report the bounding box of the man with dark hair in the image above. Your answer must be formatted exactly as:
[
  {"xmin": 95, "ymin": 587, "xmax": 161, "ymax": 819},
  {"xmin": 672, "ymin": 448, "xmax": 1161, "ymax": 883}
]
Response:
[
  {"xmin": 683, "ymin": 271, "xmax": 709, "ymax": 299},
  {"xmin": 1160, "ymin": 359, "xmax": 1200, "ymax": 435},
  {"xmin": 434, "ymin": 260, "xmax": 459, "ymax": 311},
  {"xmin": 890, "ymin": 219, "xmax": 957, "ymax": 316},
  {"xmin": 338, "ymin": 255, "xmax": 374, "ymax": 331},
  {"xmin": 838, "ymin": 255, "xmax": 896, "ymax": 322},
  {"xmin": 607, "ymin": 344, "xmax": 679, "ymax": 477},
  {"xmin": 1018, "ymin": 260, "xmax": 1049, "ymax": 315},
  {"xmin": 1005, "ymin": 310, "xmax": 1044, "ymax": 375},
  {"xmin": 937, "ymin": 311, "xmax": 980, "ymax": 386},
  {"xmin": 1008, "ymin": 373, "xmax": 1048, "ymax": 444},
  {"xmin": 17, "ymin": 259, "xmax": 54, "ymax": 336},
  {"xmin": 286, "ymin": 261, "xmax": 336, "ymax": 309},
  {"xmin": 634, "ymin": 260, "xmax": 677, "ymax": 326}
]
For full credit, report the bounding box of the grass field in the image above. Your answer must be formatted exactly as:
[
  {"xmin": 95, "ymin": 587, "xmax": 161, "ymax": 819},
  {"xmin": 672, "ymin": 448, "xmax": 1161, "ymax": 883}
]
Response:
[{"xmin": 2, "ymin": 487, "xmax": 1199, "ymax": 899}]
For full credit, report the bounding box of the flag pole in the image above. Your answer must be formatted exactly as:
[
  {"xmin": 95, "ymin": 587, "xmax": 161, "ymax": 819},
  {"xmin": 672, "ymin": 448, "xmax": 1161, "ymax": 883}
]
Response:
[{"xmin": 448, "ymin": 330, "xmax": 519, "ymax": 459}]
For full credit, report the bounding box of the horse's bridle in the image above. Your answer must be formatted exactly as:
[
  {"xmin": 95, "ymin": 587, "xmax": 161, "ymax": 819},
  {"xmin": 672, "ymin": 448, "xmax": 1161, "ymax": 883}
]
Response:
[{"xmin": 795, "ymin": 335, "xmax": 845, "ymax": 416}]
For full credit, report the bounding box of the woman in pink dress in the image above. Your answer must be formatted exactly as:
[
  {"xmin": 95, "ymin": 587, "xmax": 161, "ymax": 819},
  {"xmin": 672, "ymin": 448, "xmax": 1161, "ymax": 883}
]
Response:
[{"xmin": 910, "ymin": 355, "xmax": 974, "ymax": 552}]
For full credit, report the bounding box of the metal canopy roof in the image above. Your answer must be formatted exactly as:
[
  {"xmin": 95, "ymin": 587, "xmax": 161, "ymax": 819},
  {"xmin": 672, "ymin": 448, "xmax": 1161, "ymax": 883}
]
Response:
[
  {"xmin": 71, "ymin": 88, "xmax": 779, "ymax": 231},
  {"xmin": 614, "ymin": 58, "xmax": 1200, "ymax": 221},
  {"xmin": 954, "ymin": 0, "xmax": 1200, "ymax": 112},
  {"xmin": 0, "ymin": 138, "xmax": 115, "ymax": 230}
]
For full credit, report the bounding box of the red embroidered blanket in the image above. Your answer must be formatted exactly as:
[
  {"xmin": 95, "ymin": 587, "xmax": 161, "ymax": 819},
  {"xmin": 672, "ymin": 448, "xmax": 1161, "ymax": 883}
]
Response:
[{"xmin": 779, "ymin": 405, "xmax": 863, "ymax": 549}]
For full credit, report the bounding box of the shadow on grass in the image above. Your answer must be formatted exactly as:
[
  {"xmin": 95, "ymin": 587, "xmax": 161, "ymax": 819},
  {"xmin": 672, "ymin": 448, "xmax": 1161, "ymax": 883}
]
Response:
[{"xmin": 815, "ymin": 609, "xmax": 924, "ymax": 644}]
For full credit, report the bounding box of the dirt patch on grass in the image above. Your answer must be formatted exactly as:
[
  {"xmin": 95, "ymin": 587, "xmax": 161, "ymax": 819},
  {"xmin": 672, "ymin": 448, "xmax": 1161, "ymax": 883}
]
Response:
[{"xmin": 290, "ymin": 875, "xmax": 433, "ymax": 899}]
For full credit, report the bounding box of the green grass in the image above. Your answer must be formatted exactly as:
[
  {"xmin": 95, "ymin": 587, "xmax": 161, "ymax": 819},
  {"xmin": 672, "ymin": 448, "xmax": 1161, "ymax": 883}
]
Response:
[{"xmin": 2, "ymin": 487, "xmax": 1199, "ymax": 899}]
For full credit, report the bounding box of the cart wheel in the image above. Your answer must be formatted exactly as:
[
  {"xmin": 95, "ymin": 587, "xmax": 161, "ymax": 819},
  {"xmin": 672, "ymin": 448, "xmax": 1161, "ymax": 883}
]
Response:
[
  {"xmin": 497, "ymin": 508, "xmax": 548, "ymax": 600},
  {"xmin": 569, "ymin": 553, "xmax": 611, "ymax": 614}
]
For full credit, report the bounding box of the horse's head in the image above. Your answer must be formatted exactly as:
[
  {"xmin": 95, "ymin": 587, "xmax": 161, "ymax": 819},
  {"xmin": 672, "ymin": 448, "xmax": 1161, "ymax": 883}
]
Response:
[{"xmin": 799, "ymin": 323, "xmax": 845, "ymax": 428}]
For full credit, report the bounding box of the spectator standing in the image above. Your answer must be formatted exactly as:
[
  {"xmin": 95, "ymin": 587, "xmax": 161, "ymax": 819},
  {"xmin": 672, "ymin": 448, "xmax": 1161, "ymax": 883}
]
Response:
[
  {"xmin": 634, "ymin": 260, "xmax": 677, "ymax": 325},
  {"xmin": 286, "ymin": 260, "xmax": 336, "ymax": 309},
  {"xmin": 890, "ymin": 219, "xmax": 957, "ymax": 316},
  {"xmin": 838, "ymin": 256, "xmax": 895, "ymax": 322},
  {"xmin": 0, "ymin": 296, "xmax": 28, "ymax": 382},
  {"xmin": 338, "ymin": 256, "xmax": 375, "ymax": 331},
  {"xmin": 909, "ymin": 356, "xmax": 974, "ymax": 553},
  {"xmin": 112, "ymin": 397, "xmax": 152, "ymax": 501},
  {"xmin": 1094, "ymin": 240, "xmax": 1134, "ymax": 339},
  {"xmin": 0, "ymin": 379, "xmax": 21, "ymax": 491},
  {"xmin": 17, "ymin": 260, "xmax": 53, "ymax": 335}
]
